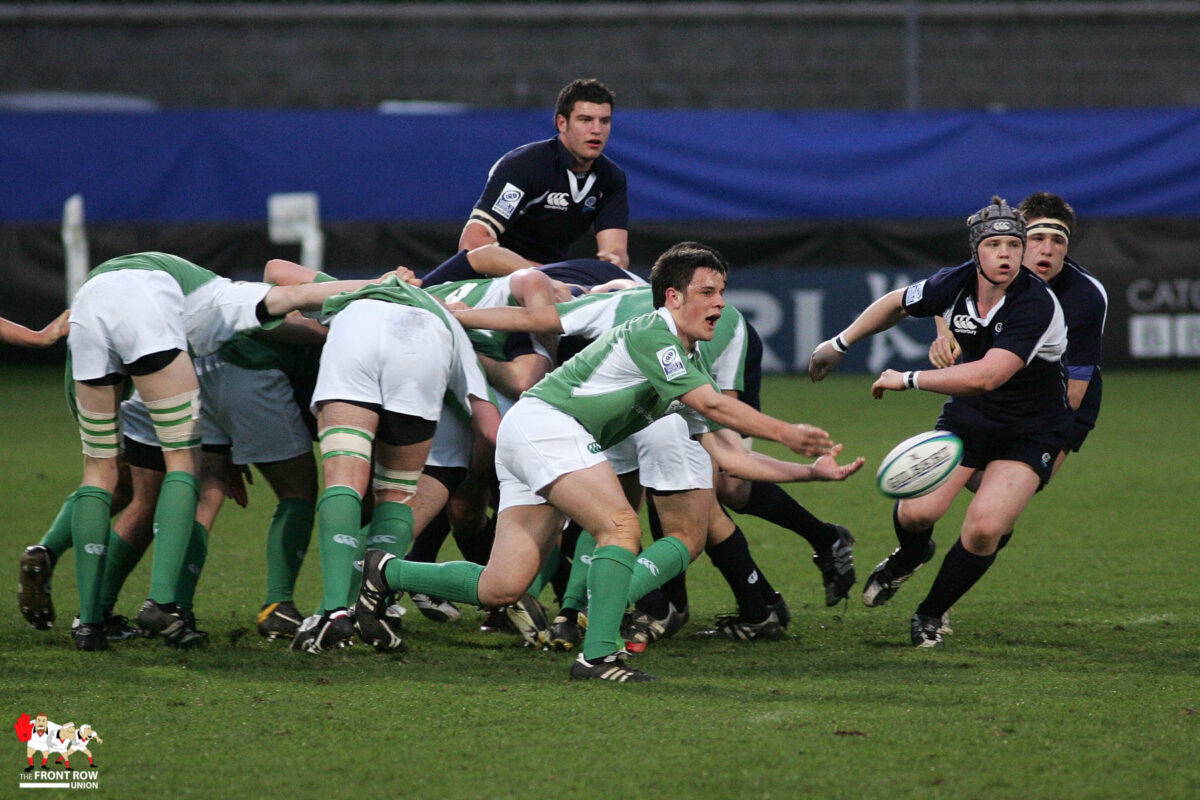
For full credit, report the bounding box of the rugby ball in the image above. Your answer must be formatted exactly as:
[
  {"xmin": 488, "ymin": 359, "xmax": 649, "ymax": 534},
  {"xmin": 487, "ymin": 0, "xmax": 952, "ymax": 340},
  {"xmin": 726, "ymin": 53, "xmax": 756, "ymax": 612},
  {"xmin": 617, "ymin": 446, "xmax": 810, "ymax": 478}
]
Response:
[{"xmin": 875, "ymin": 431, "xmax": 963, "ymax": 499}]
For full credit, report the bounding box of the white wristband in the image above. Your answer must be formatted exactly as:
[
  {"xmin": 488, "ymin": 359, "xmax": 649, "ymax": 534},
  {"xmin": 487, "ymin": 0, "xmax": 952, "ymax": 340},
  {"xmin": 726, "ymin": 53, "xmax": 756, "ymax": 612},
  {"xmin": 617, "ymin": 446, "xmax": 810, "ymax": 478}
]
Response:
[
  {"xmin": 831, "ymin": 334, "xmax": 849, "ymax": 353},
  {"xmin": 904, "ymin": 370, "xmax": 921, "ymax": 390}
]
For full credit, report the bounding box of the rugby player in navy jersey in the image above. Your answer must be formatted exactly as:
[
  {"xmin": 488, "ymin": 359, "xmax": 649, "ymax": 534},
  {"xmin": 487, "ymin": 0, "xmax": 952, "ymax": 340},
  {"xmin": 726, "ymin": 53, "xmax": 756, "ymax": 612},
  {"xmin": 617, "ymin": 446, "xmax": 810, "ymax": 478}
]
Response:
[
  {"xmin": 458, "ymin": 78, "xmax": 629, "ymax": 269},
  {"xmin": 930, "ymin": 192, "xmax": 1106, "ymax": 474},
  {"xmin": 921, "ymin": 193, "xmax": 1107, "ymax": 634},
  {"xmin": 809, "ymin": 197, "xmax": 1072, "ymax": 647}
]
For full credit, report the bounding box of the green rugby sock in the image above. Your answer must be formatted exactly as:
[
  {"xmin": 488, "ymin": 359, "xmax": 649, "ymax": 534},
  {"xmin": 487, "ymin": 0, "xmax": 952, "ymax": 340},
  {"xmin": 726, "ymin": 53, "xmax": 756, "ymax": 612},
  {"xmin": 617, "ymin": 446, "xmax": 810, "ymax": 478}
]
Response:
[
  {"xmin": 39, "ymin": 491, "xmax": 80, "ymax": 559},
  {"xmin": 71, "ymin": 487, "xmax": 112, "ymax": 625},
  {"xmin": 346, "ymin": 502, "xmax": 413, "ymax": 606},
  {"xmin": 100, "ymin": 530, "xmax": 143, "ymax": 610},
  {"xmin": 582, "ymin": 545, "xmax": 636, "ymax": 661},
  {"xmin": 627, "ymin": 535, "xmax": 691, "ymax": 604},
  {"xmin": 173, "ymin": 521, "xmax": 208, "ymax": 613},
  {"xmin": 366, "ymin": 502, "xmax": 415, "ymax": 558},
  {"xmin": 382, "ymin": 559, "xmax": 482, "ymax": 607},
  {"xmin": 264, "ymin": 498, "xmax": 314, "ymax": 605},
  {"xmin": 148, "ymin": 471, "xmax": 199, "ymax": 605},
  {"xmin": 317, "ymin": 485, "xmax": 363, "ymax": 612},
  {"xmin": 561, "ymin": 531, "xmax": 595, "ymax": 612}
]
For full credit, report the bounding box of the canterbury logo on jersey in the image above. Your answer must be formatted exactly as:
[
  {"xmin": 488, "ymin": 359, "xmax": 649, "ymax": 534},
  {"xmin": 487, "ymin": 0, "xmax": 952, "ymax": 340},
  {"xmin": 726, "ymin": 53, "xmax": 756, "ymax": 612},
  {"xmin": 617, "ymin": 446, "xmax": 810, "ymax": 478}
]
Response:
[
  {"xmin": 952, "ymin": 314, "xmax": 978, "ymax": 333},
  {"xmin": 545, "ymin": 192, "xmax": 570, "ymax": 210}
]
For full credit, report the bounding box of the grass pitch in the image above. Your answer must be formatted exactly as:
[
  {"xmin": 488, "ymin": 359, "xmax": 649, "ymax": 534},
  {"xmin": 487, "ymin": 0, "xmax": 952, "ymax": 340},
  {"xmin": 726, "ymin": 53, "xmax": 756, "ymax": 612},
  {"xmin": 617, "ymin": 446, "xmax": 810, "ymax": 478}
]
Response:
[{"xmin": 2, "ymin": 365, "xmax": 1197, "ymax": 799}]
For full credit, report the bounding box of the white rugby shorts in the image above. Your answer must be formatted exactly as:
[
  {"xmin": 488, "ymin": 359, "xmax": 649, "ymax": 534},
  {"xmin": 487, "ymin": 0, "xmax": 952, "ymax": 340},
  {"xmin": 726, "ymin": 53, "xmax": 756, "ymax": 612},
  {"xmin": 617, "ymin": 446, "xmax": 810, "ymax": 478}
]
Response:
[
  {"xmin": 494, "ymin": 396, "xmax": 607, "ymax": 512},
  {"xmin": 312, "ymin": 299, "xmax": 452, "ymax": 421},
  {"xmin": 604, "ymin": 414, "xmax": 714, "ymax": 491},
  {"xmin": 69, "ymin": 271, "xmax": 271, "ymax": 380}
]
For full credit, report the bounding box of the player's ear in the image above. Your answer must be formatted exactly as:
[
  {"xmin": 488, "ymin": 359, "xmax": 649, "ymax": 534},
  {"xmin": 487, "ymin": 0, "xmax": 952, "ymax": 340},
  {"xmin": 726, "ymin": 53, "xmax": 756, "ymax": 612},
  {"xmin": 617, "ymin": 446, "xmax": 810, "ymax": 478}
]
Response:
[{"xmin": 555, "ymin": 114, "xmax": 568, "ymax": 134}]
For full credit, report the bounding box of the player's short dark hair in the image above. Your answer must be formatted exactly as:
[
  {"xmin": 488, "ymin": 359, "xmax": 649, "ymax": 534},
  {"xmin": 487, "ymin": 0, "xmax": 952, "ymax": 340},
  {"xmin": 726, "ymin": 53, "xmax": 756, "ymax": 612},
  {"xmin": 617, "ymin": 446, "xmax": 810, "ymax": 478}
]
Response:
[
  {"xmin": 650, "ymin": 241, "xmax": 729, "ymax": 308},
  {"xmin": 555, "ymin": 78, "xmax": 615, "ymax": 120},
  {"xmin": 1018, "ymin": 191, "xmax": 1076, "ymax": 235}
]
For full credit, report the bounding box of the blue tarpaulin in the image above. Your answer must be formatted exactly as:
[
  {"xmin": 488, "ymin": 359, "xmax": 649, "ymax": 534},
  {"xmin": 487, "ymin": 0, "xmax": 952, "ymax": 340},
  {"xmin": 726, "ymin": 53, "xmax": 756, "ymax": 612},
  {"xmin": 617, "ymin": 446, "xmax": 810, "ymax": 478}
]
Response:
[{"xmin": 3, "ymin": 108, "xmax": 1200, "ymax": 223}]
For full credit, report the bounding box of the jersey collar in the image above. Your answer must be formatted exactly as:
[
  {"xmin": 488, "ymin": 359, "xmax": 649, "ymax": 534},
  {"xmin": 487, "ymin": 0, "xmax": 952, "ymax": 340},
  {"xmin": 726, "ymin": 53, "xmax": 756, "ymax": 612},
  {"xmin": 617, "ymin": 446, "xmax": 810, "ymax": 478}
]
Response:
[
  {"xmin": 655, "ymin": 307, "xmax": 702, "ymax": 357},
  {"xmin": 554, "ymin": 137, "xmax": 596, "ymax": 175}
]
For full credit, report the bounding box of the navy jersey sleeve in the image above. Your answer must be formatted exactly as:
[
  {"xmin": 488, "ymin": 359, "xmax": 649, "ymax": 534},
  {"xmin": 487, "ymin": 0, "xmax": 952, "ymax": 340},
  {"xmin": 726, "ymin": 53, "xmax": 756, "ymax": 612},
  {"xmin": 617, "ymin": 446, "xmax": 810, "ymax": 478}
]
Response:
[
  {"xmin": 470, "ymin": 143, "xmax": 549, "ymax": 236},
  {"xmin": 1058, "ymin": 261, "xmax": 1107, "ymax": 377},
  {"xmin": 592, "ymin": 168, "xmax": 629, "ymax": 232},
  {"xmin": 900, "ymin": 263, "xmax": 971, "ymax": 318},
  {"xmin": 420, "ymin": 250, "xmax": 481, "ymax": 288}
]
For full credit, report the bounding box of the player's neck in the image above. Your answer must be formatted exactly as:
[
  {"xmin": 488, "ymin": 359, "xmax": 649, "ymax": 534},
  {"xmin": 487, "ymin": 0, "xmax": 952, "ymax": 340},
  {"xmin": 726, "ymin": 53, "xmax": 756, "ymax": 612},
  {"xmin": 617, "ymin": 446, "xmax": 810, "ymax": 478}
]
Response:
[{"xmin": 974, "ymin": 278, "xmax": 1008, "ymax": 314}]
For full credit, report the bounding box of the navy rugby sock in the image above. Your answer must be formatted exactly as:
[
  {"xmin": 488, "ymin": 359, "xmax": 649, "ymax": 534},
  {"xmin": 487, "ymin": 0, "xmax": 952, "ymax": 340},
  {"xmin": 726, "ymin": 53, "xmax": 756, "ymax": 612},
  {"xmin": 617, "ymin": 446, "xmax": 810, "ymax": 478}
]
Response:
[
  {"xmin": 893, "ymin": 502, "xmax": 934, "ymax": 569},
  {"xmin": 706, "ymin": 527, "xmax": 770, "ymax": 624},
  {"xmin": 916, "ymin": 539, "xmax": 996, "ymax": 618},
  {"xmin": 737, "ymin": 482, "xmax": 837, "ymax": 552}
]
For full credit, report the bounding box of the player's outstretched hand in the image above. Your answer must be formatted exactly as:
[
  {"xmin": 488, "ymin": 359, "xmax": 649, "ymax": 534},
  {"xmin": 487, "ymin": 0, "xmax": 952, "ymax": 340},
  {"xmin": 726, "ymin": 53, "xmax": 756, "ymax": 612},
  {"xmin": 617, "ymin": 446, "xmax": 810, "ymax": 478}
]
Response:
[
  {"xmin": 808, "ymin": 341, "xmax": 843, "ymax": 382},
  {"xmin": 15, "ymin": 713, "xmax": 31, "ymax": 742},
  {"xmin": 929, "ymin": 331, "xmax": 961, "ymax": 368},
  {"xmin": 783, "ymin": 424, "xmax": 834, "ymax": 457},
  {"xmin": 810, "ymin": 443, "xmax": 866, "ymax": 481},
  {"xmin": 39, "ymin": 310, "xmax": 71, "ymax": 347},
  {"xmin": 596, "ymin": 250, "xmax": 621, "ymax": 265},
  {"xmin": 871, "ymin": 369, "xmax": 906, "ymax": 399}
]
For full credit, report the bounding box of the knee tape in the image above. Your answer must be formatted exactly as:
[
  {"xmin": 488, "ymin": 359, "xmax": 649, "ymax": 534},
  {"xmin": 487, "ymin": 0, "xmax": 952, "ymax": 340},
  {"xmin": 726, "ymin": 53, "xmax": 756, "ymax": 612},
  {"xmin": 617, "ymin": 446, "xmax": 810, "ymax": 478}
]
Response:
[
  {"xmin": 145, "ymin": 390, "xmax": 202, "ymax": 450},
  {"xmin": 372, "ymin": 467, "xmax": 422, "ymax": 498},
  {"xmin": 77, "ymin": 407, "xmax": 122, "ymax": 459},
  {"xmin": 318, "ymin": 426, "xmax": 374, "ymax": 463}
]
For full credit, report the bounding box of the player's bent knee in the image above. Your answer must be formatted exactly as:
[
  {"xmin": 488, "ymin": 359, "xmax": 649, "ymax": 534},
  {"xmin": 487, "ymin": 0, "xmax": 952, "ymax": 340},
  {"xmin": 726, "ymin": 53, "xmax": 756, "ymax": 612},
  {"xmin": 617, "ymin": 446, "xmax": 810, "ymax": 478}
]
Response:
[
  {"xmin": 897, "ymin": 499, "xmax": 942, "ymax": 531},
  {"xmin": 599, "ymin": 507, "xmax": 642, "ymax": 550},
  {"xmin": 145, "ymin": 389, "xmax": 202, "ymax": 451}
]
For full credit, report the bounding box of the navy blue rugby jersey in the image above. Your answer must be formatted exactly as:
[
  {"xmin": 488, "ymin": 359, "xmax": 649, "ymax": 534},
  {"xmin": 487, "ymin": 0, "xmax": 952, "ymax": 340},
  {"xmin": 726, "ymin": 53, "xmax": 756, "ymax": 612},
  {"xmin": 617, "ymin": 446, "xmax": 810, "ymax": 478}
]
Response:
[
  {"xmin": 468, "ymin": 137, "xmax": 629, "ymax": 264},
  {"xmin": 1048, "ymin": 257, "xmax": 1107, "ymax": 438},
  {"xmin": 539, "ymin": 259, "xmax": 645, "ymax": 296},
  {"xmin": 903, "ymin": 261, "xmax": 1070, "ymax": 434}
]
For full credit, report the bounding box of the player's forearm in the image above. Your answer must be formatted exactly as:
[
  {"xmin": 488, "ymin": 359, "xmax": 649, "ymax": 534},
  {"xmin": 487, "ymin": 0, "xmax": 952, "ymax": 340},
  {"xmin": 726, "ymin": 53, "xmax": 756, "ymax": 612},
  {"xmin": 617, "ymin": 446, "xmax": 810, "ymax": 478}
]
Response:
[
  {"xmin": 835, "ymin": 289, "xmax": 908, "ymax": 347},
  {"xmin": 459, "ymin": 219, "xmax": 498, "ymax": 252},
  {"xmin": 452, "ymin": 304, "xmax": 562, "ymax": 334},
  {"xmin": 689, "ymin": 390, "xmax": 793, "ymax": 443},
  {"xmin": 467, "ymin": 244, "xmax": 531, "ymax": 277},
  {"xmin": 264, "ymin": 258, "xmax": 320, "ymax": 286},
  {"xmin": 595, "ymin": 228, "xmax": 629, "ymax": 269},
  {"xmin": 468, "ymin": 396, "xmax": 501, "ymax": 447},
  {"xmin": 895, "ymin": 357, "xmax": 1016, "ymax": 397},
  {"xmin": 706, "ymin": 437, "xmax": 812, "ymax": 483},
  {"xmin": 0, "ymin": 318, "xmax": 44, "ymax": 347}
]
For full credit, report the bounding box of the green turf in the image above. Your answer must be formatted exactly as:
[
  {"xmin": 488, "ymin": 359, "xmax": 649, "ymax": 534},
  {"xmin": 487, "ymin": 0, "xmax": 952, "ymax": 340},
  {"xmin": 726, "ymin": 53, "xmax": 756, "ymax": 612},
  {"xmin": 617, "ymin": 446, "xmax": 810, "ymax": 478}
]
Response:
[{"xmin": 2, "ymin": 365, "xmax": 1197, "ymax": 799}]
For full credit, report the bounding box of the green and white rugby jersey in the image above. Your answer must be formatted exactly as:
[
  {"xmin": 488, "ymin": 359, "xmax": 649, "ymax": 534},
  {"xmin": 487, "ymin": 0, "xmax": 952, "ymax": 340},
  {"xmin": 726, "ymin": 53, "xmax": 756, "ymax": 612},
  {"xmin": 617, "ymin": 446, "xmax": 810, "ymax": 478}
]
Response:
[
  {"xmin": 554, "ymin": 286, "xmax": 748, "ymax": 392},
  {"xmin": 320, "ymin": 275, "xmax": 492, "ymax": 420},
  {"xmin": 525, "ymin": 307, "xmax": 720, "ymax": 450},
  {"xmin": 85, "ymin": 251, "xmax": 218, "ymax": 295},
  {"xmin": 424, "ymin": 276, "xmax": 518, "ymax": 362}
]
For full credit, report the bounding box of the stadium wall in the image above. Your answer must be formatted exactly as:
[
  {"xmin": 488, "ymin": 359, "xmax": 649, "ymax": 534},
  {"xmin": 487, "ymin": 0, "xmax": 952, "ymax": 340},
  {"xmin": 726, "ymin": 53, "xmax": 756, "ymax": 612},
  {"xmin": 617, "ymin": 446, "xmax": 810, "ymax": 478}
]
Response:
[{"xmin": 3, "ymin": 2, "xmax": 1200, "ymax": 111}]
